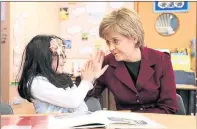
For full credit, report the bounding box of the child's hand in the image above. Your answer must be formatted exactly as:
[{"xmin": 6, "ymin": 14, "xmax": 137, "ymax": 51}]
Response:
[{"xmin": 81, "ymin": 60, "xmax": 95, "ymax": 82}]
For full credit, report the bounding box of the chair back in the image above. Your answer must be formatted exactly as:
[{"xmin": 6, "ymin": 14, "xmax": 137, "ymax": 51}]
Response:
[
  {"xmin": 85, "ymin": 97, "xmax": 101, "ymax": 112},
  {"xmin": 174, "ymin": 70, "xmax": 196, "ymax": 114},
  {"xmin": 0, "ymin": 102, "xmax": 13, "ymax": 115},
  {"xmin": 176, "ymin": 94, "xmax": 186, "ymax": 115}
]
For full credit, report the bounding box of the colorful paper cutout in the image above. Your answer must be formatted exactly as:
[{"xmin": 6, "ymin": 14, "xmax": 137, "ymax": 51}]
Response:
[
  {"xmin": 81, "ymin": 32, "xmax": 88, "ymax": 40},
  {"xmin": 64, "ymin": 40, "xmax": 72, "ymax": 49},
  {"xmin": 71, "ymin": 7, "xmax": 86, "ymax": 16},
  {"xmin": 79, "ymin": 46, "xmax": 93, "ymax": 54},
  {"xmin": 1, "ymin": 2, "xmax": 5, "ymax": 21},
  {"xmin": 67, "ymin": 26, "xmax": 82, "ymax": 35},
  {"xmin": 60, "ymin": 8, "xmax": 69, "ymax": 20}
]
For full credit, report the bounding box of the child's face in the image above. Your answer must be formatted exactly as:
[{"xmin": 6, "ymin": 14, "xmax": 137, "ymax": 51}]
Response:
[
  {"xmin": 50, "ymin": 38, "xmax": 66, "ymax": 73},
  {"xmin": 52, "ymin": 54, "xmax": 66, "ymax": 73}
]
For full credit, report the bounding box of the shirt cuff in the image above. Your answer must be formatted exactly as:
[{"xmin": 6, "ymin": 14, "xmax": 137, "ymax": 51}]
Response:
[{"xmin": 80, "ymin": 80, "xmax": 94, "ymax": 90}]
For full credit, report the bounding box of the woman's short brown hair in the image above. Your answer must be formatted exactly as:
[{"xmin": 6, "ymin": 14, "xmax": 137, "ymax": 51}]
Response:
[{"xmin": 99, "ymin": 8, "xmax": 145, "ymax": 48}]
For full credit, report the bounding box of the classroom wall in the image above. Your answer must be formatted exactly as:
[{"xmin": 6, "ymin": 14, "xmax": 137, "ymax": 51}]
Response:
[
  {"xmin": 10, "ymin": 2, "xmax": 61, "ymax": 82},
  {"xmin": 137, "ymin": 2, "xmax": 196, "ymax": 50},
  {"xmin": 58, "ymin": 2, "xmax": 135, "ymax": 75},
  {"xmin": 10, "ymin": 2, "xmax": 135, "ymax": 80},
  {"xmin": 2, "ymin": 2, "xmax": 61, "ymax": 113},
  {"xmin": 136, "ymin": 2, "xmax": 196, "ymax": 71},
  {"xmin": 1, "ymin": 2, "xmax": 10, "ymax": 103}
]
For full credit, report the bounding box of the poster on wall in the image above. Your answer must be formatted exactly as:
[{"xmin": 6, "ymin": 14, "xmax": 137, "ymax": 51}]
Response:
[
  {"xmin": 86, "ymin": 2, "xmax": 106, "ymax": 24},
  {"xmin": 71, "ymin": 7, "xmax": 86, "ymax": 16},
  {"xmin": 1, "ymin": 2, "xmax": 5, "ymax": 21},
  {"xmin": 154, "ymin": 2, "xmax": 189, "ymax": 13},
  {"xmin": 81, "ymin": 32, "xmax": 88, "ymax": 40},
  {"xmin": 89, "ymin": 26, "xmax": 99, "ymax": 38},
  {"xmin": 60, "ymin": 8, "xmax": 69, "ymax": 20},
  {"xmin": 79, "ymin": 46, "xmax": 93, "ymax": 54},
  {"xmin": 64, "ymin": 40, "xmax": 72, "ymax": 49},
  {"xmin": 88, "ymin": 13, "xmax": 105, "ymax": 24}
]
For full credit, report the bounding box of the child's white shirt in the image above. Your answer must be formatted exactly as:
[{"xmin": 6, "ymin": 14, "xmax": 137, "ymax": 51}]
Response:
[{"xmin": 31, "ymin": 76, "xmax": 93, "ymax": 113}]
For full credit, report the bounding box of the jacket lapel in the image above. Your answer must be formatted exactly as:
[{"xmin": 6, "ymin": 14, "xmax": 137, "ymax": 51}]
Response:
[
  {"xmin": 113, "ymin": 61, "xmax": 137, "ymax": 93},
  {"xmin": 136, "ymin": 47, "xmax": 156, "ymax": 88},
  {"xmin": 136, "ymin": 59, "xmax": 155, "ymax": 88},
  {"xmin": 109, "ymin": 47, "xmax": 156, "ymax": 93}
]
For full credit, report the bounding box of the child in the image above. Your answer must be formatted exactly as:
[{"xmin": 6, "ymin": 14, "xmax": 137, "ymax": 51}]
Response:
[{"xmin": 17, "ymin": 35, "xmax": 108, "ymax": 114}]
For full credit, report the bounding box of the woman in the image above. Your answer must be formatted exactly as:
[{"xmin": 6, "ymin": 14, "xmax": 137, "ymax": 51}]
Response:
[
  {"xmin": 18, "ymin": 35, "xmax": 108, "ymax": 113},
  {"xmin": 87, "ymin": 8, "xmax": 178, "ymax": 114}
]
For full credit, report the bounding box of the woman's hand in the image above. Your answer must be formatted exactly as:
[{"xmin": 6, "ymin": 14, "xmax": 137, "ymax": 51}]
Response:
[{"xmin": 92, "ymin": 51, "xmax": 109, "ymax": 79}]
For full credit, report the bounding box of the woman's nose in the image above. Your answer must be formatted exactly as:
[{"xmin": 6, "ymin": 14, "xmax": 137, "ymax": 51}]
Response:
[{"xmin": 109, "ymin": 43, "xmax": 115, "ymax": 52}]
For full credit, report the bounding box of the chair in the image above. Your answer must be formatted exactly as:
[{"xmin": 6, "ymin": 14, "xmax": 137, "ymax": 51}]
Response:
[
  {"xmin": 176, "ymin": 94, "xmax": 186, "ymax": 115},
  {"xmin": 75, "ymin": 76, "xmax": 102, "ymax": 112},
  {"xmin": 0, "ymin": 102, "xmax": 13, "ymax": 115},
  {"xmin": 174, "ymin": 70, "xmax": 196, "ymax": 115},
  {"xmin": 85, "ymin": 97, "xmax": 102, "ymax": 112}
]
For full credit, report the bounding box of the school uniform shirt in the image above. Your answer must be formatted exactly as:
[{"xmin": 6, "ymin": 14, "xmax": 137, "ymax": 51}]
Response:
[{"xmin": 31, "ymin": 76, "xmax": 93, "ymax": 114}]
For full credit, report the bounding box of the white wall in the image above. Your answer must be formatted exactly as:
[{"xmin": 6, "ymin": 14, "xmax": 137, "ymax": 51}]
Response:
[{"xmin": 10, "ymin": 2, "xmax": 60, "ymax": 81}]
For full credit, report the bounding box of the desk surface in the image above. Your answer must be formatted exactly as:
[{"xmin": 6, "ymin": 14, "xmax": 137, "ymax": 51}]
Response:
[
  {"xmin": 1, "ymin": 113, "xmax": 196, "ymax": 129},
  {"xmin": 176, "ymin": 84, "xmax": 197, "ymax": 90},
  {"xmin": 142, "ymin": 113, "xmax": 196, "ymax": 129}
]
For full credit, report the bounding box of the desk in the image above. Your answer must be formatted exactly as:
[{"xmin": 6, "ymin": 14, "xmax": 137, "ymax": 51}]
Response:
[
  {"xmin": 142, "ymin": 113, "xmax": 196, "ymax": 129},
  {"xmin": 176, "ymin": 84, "xmax": 197, "ymax": 90},
  {"xmin": 1, "ymin": 113, "xmax": 196, "ymax": 129},
  {"xmin": 110, "ymin": 113, "xmax": 196, "ymax": 129},
  {"xmin": 176, "ymin": 84, "xmax": 197, "ymax": 115}
]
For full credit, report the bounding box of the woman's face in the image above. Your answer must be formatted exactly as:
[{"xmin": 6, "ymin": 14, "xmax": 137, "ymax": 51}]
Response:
[{"xmin": 104, "ymin": 32, "xmax": 138, "ymax": 61}]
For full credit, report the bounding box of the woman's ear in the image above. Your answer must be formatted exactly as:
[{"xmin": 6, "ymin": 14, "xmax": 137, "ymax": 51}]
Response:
[{"xmin": 133, "ymin": 37, "xmax": 138, "ymax": 44}]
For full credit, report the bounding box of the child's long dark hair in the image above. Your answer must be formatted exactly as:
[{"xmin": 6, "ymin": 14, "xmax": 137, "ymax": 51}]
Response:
[{"xmin": 17, "ymin": 35, "xmax": 73, "ymax": 102}]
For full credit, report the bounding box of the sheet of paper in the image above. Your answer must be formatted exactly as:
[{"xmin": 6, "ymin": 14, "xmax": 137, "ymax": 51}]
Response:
[
  {"xmin": 79, "ymin": 46, "xmax": 93, "ymax": 54},
  {"xmin": 88, "ymin": 12, "xmax": 105, "ymax": 24},
  {"xmin": 67, "ymin": 26, "xmax": 82, "ymax": 35},
  {"xmin": 71, "ymin": 7, "xmax": 86, "ymax": 16},
  {"xmin": 89, "ymin": 27, "xmax": 99, "ymax": 37},
  {"xmin": 1, "ymin": 2, "xmax": 6, "ymax": 21}
]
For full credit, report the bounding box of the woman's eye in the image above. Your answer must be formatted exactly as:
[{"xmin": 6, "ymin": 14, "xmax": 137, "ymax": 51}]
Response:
[{"xmin": 114, "ymin": 39, "xmax": 119, "ymax": 44}]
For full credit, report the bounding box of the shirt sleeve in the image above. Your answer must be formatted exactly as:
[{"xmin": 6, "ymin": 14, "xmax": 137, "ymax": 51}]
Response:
[
  {"xmin": 31, "ymin": 77, "xmax": 93, "ymax": 109},
  {"xmin": 87, "ymin": 80, "xmax": 106, "ymax": 98}
]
